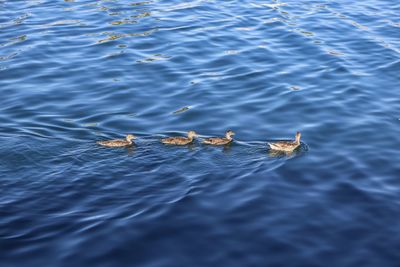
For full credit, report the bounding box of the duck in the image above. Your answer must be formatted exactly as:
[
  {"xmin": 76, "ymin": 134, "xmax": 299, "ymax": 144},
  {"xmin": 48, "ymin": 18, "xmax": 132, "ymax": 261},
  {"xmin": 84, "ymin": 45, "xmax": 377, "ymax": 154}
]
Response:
[
  {"xmin": 97, "ymin": 134, "xmax": 135, "ymax": 147},
  {"xmin": 203, "ymin": 130, "xmax": 235, "ymax": 145},
  {"xmin": 161, "ymin": 130, "xmax": 198, "ymax": 145},
  {"xmin": 268, "ymin": 132, "xmax": 301, "ymax": 152}
]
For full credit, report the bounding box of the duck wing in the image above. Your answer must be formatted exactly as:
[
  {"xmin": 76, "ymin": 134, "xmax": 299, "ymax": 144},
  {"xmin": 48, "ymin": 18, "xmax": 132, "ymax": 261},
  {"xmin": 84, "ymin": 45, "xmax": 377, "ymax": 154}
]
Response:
[
  {"xmin": 203, "ymin": 137, "xmax": 230, "ymax": 145},
  {"xmin": 268, "ymin": 141, "xmax": 298, "ymax": 151},
  {"xmin": 161, "ymin": 137, "xmax": 190, "ymax": 145},
  {"xmin": 97, "ymin": 139, "xmax": 129, "ymax": 147}
]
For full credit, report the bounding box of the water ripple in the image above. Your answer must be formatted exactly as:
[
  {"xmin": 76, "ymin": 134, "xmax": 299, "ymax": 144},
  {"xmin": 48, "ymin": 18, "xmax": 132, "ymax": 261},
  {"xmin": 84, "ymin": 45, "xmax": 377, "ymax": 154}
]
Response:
[{"xmin": 1, "ymin": 0, "xmax": 400, "ymax": 266}]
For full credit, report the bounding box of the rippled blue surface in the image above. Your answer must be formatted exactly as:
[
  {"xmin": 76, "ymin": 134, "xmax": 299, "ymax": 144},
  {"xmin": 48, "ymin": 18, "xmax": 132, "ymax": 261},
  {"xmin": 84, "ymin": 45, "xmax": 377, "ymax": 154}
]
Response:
[{"xmin": 1, "ymin": 0, "xmax": 400, "ymax": 266}]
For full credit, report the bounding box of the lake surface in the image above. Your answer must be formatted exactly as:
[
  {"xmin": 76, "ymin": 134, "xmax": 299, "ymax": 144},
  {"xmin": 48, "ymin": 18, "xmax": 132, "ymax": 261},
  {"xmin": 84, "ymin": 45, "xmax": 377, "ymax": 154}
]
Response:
[{"xmin": 1, "ymin": 0, "xmax": 400, "ymax": 266}]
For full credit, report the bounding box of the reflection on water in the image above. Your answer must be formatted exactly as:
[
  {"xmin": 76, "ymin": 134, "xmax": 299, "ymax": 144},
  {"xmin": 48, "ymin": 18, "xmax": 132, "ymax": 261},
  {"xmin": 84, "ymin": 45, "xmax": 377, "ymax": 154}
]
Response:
[
  {"xmin": 268, "ymin": 149, "xmax": 294, "ymax": 158},
  {"xmin": 1, "ymin": 0, "xmax": 400, "ymax": 266}
]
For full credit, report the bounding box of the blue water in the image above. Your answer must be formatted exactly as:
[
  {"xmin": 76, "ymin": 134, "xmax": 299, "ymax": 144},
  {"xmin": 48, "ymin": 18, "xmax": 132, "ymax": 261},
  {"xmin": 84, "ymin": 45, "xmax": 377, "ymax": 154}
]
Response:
[{"xmin": 1, "ymin": 0, "xmax": 400, "ymax": 266}]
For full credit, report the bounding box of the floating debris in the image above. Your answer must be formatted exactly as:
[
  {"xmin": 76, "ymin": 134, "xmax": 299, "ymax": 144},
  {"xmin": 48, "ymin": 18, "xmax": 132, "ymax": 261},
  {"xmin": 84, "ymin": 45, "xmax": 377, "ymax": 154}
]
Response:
[
  {"xmin": 131, "ymin": 12, "xmax": 151, "ymax": 19},
  {"xmin": 299, "ymin": 30, "xmax": 314, "ymax": 36},
  {"xmin": 131, "ymin": 1, "xmax": 152, "ymax": 6},
  {"xmin": 136, "ymin": 54, "xmax": 170, "ymax": 63},
  {"xmin": 110, "ymin": 19, "xmax": 137, "ymax": 25},
  {"xmin": 173, "ymin": 106, "xmax": 191, "ymax": 115},
  {"xmin": 97, "ymin": 29, "xmax": 156, "ymax": 44},
  {"xmin": 0, "ymin": 52, "xmax": 18, "ymax": 61}
]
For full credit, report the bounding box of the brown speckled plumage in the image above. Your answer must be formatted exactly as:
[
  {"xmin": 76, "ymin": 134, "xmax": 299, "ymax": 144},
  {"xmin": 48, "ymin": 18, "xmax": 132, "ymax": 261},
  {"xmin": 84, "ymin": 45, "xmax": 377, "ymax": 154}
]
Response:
[
  {"xmin": 203, "ymin": 130, "xmax": 235, "ymax": 146},
  {"xmin": 161, "ymin": 130, "xmax": 198, "ymax": 145},
  {"xmin": 97, "ymin": 134, "xmax": 135, "ymax": 147},
  {"xmin": 268, "ymin": 132, "xmax": 301, "ymax": 152}
]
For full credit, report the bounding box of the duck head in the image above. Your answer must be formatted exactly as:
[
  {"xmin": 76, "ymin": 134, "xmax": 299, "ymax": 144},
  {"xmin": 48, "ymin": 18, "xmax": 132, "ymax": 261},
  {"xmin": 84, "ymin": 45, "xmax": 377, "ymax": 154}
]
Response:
[
  {"xmin": 187, "ymin": 130, "xmax": 198, "ymax": 139},
  {"xmin": 126, "ymin": 134, "xmax": 136, "ymax": 142},
  {"xmin": 226, "ymin": 130, "xmax": 235, "ymax": 140}
]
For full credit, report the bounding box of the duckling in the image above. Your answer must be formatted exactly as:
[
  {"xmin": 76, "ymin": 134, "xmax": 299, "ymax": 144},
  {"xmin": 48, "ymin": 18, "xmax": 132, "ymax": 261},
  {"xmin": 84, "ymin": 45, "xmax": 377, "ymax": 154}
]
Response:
[
  {"xmin": 161, "ymin": 130, "xmax": 198, "ymax": 145},
  {"xmin": 97, "ymin": 134, "xmax": 135, "ymax": 147},
  {"xmin": 203, "ymin": 130, "xmax": 235, "ymax": 145},
  {"xmin": 268, "ymin": 132, "xmax": 301, "ymax": 152}
]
